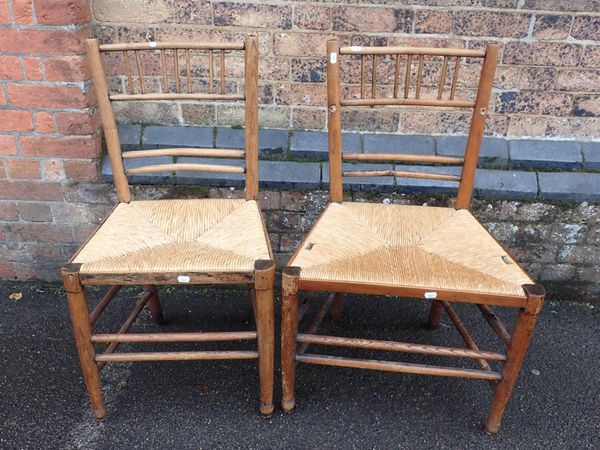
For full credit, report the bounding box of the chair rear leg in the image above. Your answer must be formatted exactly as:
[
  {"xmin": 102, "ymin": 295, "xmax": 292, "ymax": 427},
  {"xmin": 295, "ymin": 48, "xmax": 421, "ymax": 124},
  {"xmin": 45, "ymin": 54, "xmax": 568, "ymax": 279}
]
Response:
[
  {"xmin": 485, "ymin": 288, "xmax": 544, "ymax": 435},
  {"xmin": 62, "ymin": 264, "xmax": 105, "ymax": 420},
  {"xmin": 329, "ymin": 292, "xmax": 344, "ymax": 321},
  {"xmin": 426, "ymin": 300, "xmax": 444, "ymax": 329},
  {"xmin": 144, "ymin": 285, "xmax": 165, "ymax": 325},
  {"xmin": 254, "ymin": 260, "xmax": 275, "ymax": 417},
  {"xmin": 281, "ymin": 267, "xmax": 300, "ymax": 412}
]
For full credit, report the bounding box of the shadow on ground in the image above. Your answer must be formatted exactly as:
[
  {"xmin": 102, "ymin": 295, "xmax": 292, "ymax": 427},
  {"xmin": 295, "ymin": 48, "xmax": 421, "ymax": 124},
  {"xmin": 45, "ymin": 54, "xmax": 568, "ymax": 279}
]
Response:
[{"xmin": 0, "ymin": 282, "xmax": 598, "ymax": 449}]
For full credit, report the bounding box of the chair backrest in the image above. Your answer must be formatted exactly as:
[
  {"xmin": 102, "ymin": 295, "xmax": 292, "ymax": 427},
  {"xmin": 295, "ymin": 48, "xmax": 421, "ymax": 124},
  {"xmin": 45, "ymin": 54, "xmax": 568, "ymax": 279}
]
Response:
[
  {"xmin": 86, "ymin": 37, "xmax": 259, "ymax": 203},
  {"xmin": 326, "ymin": 39, "xmax": 499, "ymax": 209}
]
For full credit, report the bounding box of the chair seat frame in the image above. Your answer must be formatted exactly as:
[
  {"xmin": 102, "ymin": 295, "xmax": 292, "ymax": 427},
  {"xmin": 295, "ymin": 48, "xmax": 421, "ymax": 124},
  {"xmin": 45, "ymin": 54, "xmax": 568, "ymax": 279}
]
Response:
[
  {"xmin": 63, "ymin": 36, "xmax": 276, "ymax": 419},
  {"xmin": 281, "ymin": 39, "xmax": 545, "ymax": 435}
]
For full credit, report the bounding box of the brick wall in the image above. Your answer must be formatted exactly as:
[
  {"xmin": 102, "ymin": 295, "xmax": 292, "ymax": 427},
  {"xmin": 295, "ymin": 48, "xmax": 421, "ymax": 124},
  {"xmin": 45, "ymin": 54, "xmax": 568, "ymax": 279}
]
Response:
[
  {"xmin": 92, "ymin": 0, "xmax": 600, "ymax": 139},
  {"xmin": 0, "ymin": 0, "xmax": 100, "ymax": 279}
]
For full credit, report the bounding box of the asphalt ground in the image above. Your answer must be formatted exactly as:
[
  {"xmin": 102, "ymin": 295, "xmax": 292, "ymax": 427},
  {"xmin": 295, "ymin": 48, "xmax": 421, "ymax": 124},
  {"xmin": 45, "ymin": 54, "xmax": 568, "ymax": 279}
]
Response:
[{"xmin": 0, "ymin": 282, "xmax": 598, "ymax": 449}]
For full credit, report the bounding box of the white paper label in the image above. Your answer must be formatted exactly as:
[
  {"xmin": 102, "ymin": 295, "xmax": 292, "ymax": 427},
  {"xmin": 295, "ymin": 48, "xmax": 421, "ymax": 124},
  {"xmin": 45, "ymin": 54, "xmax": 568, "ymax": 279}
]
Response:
[
  {"xmin": 177, "ymin": 275, "xmax": 190, "ymax": 283},
  {"xmin": 149, "ymin": 41, "xmax": 157, "ymax": 48},
  {"xmin": 329, "ymin": 52, "xmax": 337, "ymax": 64},
  {"xmin": 424, "ymin": 291, "xmax": 437, "ymax": 299}
]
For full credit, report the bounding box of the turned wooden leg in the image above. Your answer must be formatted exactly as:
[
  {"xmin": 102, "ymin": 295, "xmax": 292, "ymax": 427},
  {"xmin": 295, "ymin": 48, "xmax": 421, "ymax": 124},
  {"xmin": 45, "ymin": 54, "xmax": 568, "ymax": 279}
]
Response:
[
  {"xmin": 144, "ymin": 285, "xmax": 165, "ymax": 325},
  {"xmin": 485, "ymin": 285, "xmax": 545, "ymax": 435},
  {"xmin": 247, "ymin": 287, "xmax": 257, "ymax": 322},
  {"xmin": 281, "ymin": 266, "xmax": 300, "ymax": 413},
  {"xmin": 426, "ymin": 300, "xmax": 444, "ymax": 329},
  {"xmin": 62, "ymin": 264, "xmax": 106, "ymax": 420},
  {"xmin": 329, "ymin": 292, "xmax": 344, "ymax": 321},
  {"xmin": 254, "ymin": 260, "xmax": 275, "ymax": 417}
]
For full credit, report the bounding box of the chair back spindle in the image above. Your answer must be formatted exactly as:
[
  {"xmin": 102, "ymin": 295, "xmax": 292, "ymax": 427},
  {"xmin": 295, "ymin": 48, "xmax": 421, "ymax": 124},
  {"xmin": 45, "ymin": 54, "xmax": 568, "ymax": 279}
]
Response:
[
  {"xmin": 86, "ymin": 37, "xmax": 260, "ymax": 203},
  {"xmin": 326, "ymin": 39, "xmax": 499, "ymax": 209}
]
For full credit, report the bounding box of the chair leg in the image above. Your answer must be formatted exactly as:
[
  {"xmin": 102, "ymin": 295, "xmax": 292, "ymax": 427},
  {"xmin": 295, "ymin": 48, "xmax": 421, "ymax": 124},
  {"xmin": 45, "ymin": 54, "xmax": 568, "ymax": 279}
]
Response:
[
  {"xmin": 329, "ymin": 292, "xmax": 344, "ymax": 321},
  {"xmin": 485, "ymin": 291, "xmax": 543, "ymax": 435},
  {"xmin": 144, "ymin": 285, "xmax": 165, "ymax": 325},
  {"xmin": 426, "ymin": 300, "xmax": 444, "ymax": 329},
  {"xmin": 281, "ymin": 267, "xmax": 300, "ymax": 413},
  {"xmin": 254, "ymin": 260, "xmax": 275, "ymax": 417},
  {"xmin": 62, "ymin": 264, "xmax": 105, "ymax": 420},
  {"xmin": 247, "ymin": 287, "xmax": 257, "ymax": 321}
]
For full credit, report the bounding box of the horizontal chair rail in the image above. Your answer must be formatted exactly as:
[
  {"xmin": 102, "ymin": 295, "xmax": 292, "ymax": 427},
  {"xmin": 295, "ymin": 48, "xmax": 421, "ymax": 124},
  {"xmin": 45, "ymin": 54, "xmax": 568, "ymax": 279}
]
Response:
[
  {"xmin": 341, "ymin": 98, "xmax": 475, "ymax": 108},
  {"xmin": 296, "ymin": 334, "xmax": 506, "ymax": 361},
  {"xmin": 110, "ymin": 93, "xmax": 244, "ymax": 101},
  {"xmin": 339, "ymin": 46, "xmax": 486, "ymax": 58},
  {"xmin": 100, "ymin": 42, "xmax": 245, "ymax": 51},
  {"xmin": 343, "ymin": 153, "xmax": 464, "ymax": 165},
  {"xmin": 296, "ymin": 354, "xmax": 502, "ymax": 381},
  {"xmin": 92, "ymin": 331, "xmax": 257, "ymax": 343},
  {"xmin": 79, "ymin": 271, "xmax": 254, "ymax": 285},
  {"xmin": 343, "ymin": 170, "xmax": 461, "ymax": 181},
  {"xmin": 126, "ymin": 163, "xmax": 245, "ymax": 175},
  {"xmin": 96, "ymin": 350, "xmax": 259, "ymax": 362},
  {"xmin": 122, "ymin": 148, "xmax": 245, "ymax": 159}
]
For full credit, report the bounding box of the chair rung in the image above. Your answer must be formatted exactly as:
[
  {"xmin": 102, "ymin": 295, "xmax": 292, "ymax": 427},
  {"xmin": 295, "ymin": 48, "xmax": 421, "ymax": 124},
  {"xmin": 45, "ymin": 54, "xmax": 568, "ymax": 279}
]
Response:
[
  {"xmin": 122, "ymin": 148, "xmax": 245, "ymax": 159},
  {"xmin": 296, "ymin": 354, "xmax": 502, "ymax": 381},
  {"xmin": 343, "ymin": 153, "xmax": 464, "ymax": 165},
  {"xmin": 92, "ymin": 331, "xmax": 257, "ymax": 343},
  {"xmin": 296, "ymin": 334, "xmax": 506, "ymax": 361},
  {"xmin": 100, "ymin": 42, "xmax": 245, "ymax": 51},
  {"xmin": 340, "ymin": 98, "xmax": 475, "ymax": 108},
  {"xmin": 343, "ymin": 170, "xmax": 460, "ymax": 181},
  {"xmin": 339, "ymin": 46, "xmax": 486, "ymax": 58},
  {"xmin": 110, "ymin": 93, "xmax": 244, "ymax": 102},
  {"xmin": 126, "ymin": 163, "xmax": 245, "ymax": 175},
  {"xmin": 96, "ymin": 350, "xmax": 258, "ymax": 363}
]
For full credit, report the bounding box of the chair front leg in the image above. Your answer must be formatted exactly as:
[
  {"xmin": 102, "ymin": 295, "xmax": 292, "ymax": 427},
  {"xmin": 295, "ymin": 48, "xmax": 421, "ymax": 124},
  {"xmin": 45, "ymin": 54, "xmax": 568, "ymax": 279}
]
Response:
[
  {"xmin": 62, "ymin": 264, "xmax": 106, "ymax": 420},
  {"xmin": 254, "ymin": 260, "xmax": 275, "ymax": 417},
  {"xmin": 281, "ymin": 267, "xmax": 300, "ymax": 412},
  {"xmin": 329, "ymin": 292, "xmax": 344, "ymax": 321},
  {"xmin": 485, "ymin": 286, "xmax": 544, "ymax": 435},
  {"xmin": 144, "ymin": 284, "xmax": 165, "ymax": 325}
]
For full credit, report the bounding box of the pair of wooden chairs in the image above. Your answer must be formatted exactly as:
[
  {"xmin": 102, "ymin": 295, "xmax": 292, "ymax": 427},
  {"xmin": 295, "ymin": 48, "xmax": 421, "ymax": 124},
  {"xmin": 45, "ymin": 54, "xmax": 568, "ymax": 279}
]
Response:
[{"xmin": 63, "ymin": 37, "xmax": 544, "ymax": 435}]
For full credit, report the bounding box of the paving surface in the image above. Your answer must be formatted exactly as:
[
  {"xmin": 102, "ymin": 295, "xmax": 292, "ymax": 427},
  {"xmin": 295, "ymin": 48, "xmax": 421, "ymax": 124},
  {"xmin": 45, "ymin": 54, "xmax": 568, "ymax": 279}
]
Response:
[{"xmin": 0, "ymin": 282, "xmax": 598, "ymax": 449}]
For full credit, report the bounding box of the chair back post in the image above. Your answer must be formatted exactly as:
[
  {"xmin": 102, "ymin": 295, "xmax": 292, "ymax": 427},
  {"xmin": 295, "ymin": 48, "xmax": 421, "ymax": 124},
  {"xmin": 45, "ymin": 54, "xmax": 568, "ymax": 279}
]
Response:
[
  {"xmin": 455, "ymin": 43, "xmax": 499, "ymax": 210},
  {"xmin": 326, "ymin": 38, "xmax": 343, "ymax": 203},
  {"xmin": 86, "ymin": 38, "xmax": 132, "ymax": 203},
  {"xmin": 244, "ymin": 36, "xmax": 259, "ymax": 200}
]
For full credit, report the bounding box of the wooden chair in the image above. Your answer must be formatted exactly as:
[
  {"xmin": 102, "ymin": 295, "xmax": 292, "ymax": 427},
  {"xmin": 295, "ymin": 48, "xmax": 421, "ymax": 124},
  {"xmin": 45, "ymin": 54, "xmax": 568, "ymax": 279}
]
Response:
[
  {"xmin": 281, "ymin": 39, "xmax": 545, "ymax": 434},
  {"xmin": 62, "ymin": 37, "xmax": 276, "ymax": 419}
]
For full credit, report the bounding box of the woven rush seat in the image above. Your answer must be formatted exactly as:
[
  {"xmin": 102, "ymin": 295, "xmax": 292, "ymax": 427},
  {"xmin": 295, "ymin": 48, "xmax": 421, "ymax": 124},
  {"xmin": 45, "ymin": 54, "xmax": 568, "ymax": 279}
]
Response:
[
  {"xmin": 290, "ymin": 202, "xmax": 532, "ymax": 298},
  {"xmin": 73, "ymin": 198, "xmax": 271, "ymax": 274}
]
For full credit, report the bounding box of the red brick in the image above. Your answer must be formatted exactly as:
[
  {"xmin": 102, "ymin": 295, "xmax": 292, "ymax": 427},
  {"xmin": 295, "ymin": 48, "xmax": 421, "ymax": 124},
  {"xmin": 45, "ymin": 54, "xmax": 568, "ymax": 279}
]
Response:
[
  {"xmin": 0, "ymin": 1, "xmax": 10, "ymax": 23},
  {"xmin": 453, "ymin": 11, "xmax": 530, "ymax": 38},
  {"xmin": 333, "ymin": 6, "xmax": 413, "ymax": 33},
  {"xmin": 0, "ymin": 56, "xmax": 22, "ymax": 80},
  {"xmin": 43, "ymin": 159, "xmax": 63, "ymax": 181},
  {"xmin": 0, "ymin": 109, "xmax": 33, "ymax": 132},
  {"xmin": 55, "ymin": 111, "xmax": 98, "ymax": 135},
  {"xmin": 8, "ymin": 84, "xmax": 89, "ymax": 109},
  {"xmin": 503, "ymin": 42, "xmax": 581, "ymax": 67},
  {"xmin": 3, "ymin": 222, "xmax": 73, "ymax": 243},
  {"xmin": 213, "ymin": 2, "xmax": 291, "ymax": 29},
  {"xmin": 45, "ymin": 56, "xmax": 89, "ymax": 82},
  {"xmin": 22, "ymin": 57, "xmax": 44, "ymax": 81},
  {"xmin": 20, "ymin": 135, "xmax": 100, "ymax": 158},
  {"xmin": 5, "ymin": 159, "xmax": 41, "ymax": 179},
  {"xmin": 0, "ymin": 262, "xmax": 15, "ymax": 279},
  {"xmin": 0, "ymin": 28, "xmax": 90, "ymax": 55},
  {"xmin": 12, "ymin": 0, "xmax": 34, "ymax": 25},
  {"xmin": 533, "ymin": 14, "xmax": 572, "ymax": 40},
  {"xmin": 0, "ymin": 180, "xmax": 63, "ymax": 201},
  {"xmin": 63, "ymin": 159, "xmax": 99, "ymax": 182},
  {"xmin": 0, "ymin": 135, "xmax": 17, "ymax": 156},
  {"xmin": 17, "ymin": 202, "xmax": 52, "ymax": 222},
  {"xmin": 274, "ymin": 33, "xmax": 337, "ymax": 57},
  {"xmin": 0, "ymin": 160, "xmax": 5, "ymax": 179},
  {"xmin": 572, "ymin": 16, "xmax": 600, "ymax": 41},
  {"xmin": 35, "ymin": 0, "xmax": 91, "ymax": 25},
  {"xmin": 0, "ymin": 88, "xmax": 4, "ymax": 105},
  {"xmin": 294, "ymin": 5, "xmax": 332, "ymax": 31},
  {"xmin": 34, "ymin": 112, "xmax": 55, "ymax": 133},
  {"xmin": 414, "ymin": 10, "xmax": 452, "ymax": 34},
  {"xmin": 0, "ymin": 202, "xmax": 18, "ymax": 221}
]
